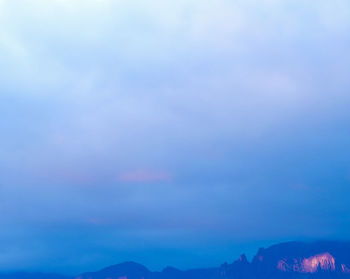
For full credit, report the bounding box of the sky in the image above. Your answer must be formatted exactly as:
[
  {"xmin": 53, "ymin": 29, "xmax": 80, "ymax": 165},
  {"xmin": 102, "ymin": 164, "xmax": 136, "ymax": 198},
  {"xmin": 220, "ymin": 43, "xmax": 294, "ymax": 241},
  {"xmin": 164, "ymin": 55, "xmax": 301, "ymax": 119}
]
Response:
[{"xmin": 1, "ymin": 0, "xmax": 350, "ymax": 275}]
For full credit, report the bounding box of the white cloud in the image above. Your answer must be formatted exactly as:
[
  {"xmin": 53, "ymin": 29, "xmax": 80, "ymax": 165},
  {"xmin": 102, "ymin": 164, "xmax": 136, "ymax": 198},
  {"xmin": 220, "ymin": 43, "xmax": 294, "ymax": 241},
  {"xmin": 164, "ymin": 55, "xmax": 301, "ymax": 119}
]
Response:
[
  {"xmin": 0, "ymin": 1, "xmax": 350, "ymax": 272},
  {"xmin": 1, "ymin": 0, "xmax": 349, "ymax": 171}
]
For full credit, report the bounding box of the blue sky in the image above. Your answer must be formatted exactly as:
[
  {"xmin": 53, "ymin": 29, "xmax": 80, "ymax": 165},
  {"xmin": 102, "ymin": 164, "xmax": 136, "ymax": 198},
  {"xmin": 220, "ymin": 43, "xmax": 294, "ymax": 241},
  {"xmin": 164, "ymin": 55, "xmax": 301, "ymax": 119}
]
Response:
[{"xmin": 1, "ymin": 0, "xmax": 350, "ymax": 275}]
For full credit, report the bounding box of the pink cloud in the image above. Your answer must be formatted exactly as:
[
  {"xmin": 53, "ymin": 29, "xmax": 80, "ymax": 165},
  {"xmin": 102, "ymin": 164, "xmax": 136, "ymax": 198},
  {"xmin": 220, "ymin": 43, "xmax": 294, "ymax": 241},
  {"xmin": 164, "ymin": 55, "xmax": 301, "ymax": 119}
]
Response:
[{"xmin": 117, "ymin": 169, "xmax": 172, "ymax": 183}]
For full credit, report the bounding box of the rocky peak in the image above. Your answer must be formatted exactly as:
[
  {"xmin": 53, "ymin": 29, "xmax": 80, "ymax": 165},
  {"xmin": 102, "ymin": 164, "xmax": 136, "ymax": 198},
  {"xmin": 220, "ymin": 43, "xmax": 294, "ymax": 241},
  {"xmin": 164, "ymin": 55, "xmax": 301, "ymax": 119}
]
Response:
[
  {"xmin": 238, "ymin": 254, "xmax": 248, "ymax": 264},
  {"xmin": 277, "ymin": 252, "xmax": 336, "ymax": 273}
]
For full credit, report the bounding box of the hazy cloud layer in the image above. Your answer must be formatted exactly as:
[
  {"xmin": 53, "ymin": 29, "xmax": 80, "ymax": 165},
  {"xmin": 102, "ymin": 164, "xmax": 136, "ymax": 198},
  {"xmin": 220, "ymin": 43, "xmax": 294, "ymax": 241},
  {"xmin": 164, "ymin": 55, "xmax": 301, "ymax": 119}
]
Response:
[{"xmin": 0, "ymin": 0, "xmax": 350, "ymax": 274}]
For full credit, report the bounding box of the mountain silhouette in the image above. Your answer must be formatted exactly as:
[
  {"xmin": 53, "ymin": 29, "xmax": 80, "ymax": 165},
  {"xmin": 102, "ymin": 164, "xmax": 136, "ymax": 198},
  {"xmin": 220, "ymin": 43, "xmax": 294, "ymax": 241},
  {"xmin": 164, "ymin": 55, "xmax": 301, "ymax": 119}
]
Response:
[
  {"xmin": 75, "ymin": 241, "xmax": 350, "ymax": 279},
  {"xmin": 2, "ymin": 241, "xmax": 350, "ymax": 279},
  {"xmin": 77, "ymin": 262, "xmax": 152, "ymax": 279}
]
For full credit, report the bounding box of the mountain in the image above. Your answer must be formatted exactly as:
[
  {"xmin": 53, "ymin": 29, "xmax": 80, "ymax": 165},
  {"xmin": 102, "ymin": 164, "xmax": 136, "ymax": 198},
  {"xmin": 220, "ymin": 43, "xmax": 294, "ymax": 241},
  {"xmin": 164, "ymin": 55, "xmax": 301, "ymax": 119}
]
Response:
[
  {"xmin": 75, "ymin": 241, "xmax": 350, "ymax": 279},
  {"xmin": 2, "ymin": 241, "xmax": 350, "ymax": 279},
  {"xmin": 77, "ymin": 262, "xmax": 218, "ymax": 279},
  {"xmin": 249, "ymin": 241, "xmax": 350, "ymax": 279},
  {"xmin": 76, "ymin": 262, "xmax": 152, "ymax": 279}
]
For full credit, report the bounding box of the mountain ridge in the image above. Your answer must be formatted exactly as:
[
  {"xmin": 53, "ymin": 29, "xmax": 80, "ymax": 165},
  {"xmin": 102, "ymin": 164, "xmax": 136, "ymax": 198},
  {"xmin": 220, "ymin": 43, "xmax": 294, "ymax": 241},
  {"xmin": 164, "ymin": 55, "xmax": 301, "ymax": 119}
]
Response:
[
  {"xmin": 2, "ymin": 241, "xmax": 350, "ymax": 279},
  {"xmin": 76, "ymin": 240, "xmax": 350, "ymax": 279}
]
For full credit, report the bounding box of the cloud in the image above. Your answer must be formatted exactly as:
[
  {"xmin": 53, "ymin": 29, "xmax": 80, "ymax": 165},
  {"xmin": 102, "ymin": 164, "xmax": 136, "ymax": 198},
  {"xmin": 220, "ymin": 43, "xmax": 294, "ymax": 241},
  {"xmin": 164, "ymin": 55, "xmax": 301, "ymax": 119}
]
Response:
[{"xmin": 0, "ymin": 0, "xmax": 350, "ymax": 273}]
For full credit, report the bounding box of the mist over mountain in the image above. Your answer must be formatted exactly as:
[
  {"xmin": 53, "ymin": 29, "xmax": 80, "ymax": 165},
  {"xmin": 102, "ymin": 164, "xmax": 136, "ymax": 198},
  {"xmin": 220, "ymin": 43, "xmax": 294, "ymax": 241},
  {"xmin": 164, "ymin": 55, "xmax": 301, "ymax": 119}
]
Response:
[{"xmin": 2, "ymin": 241, "xmax": 350, "ymax": 279}]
